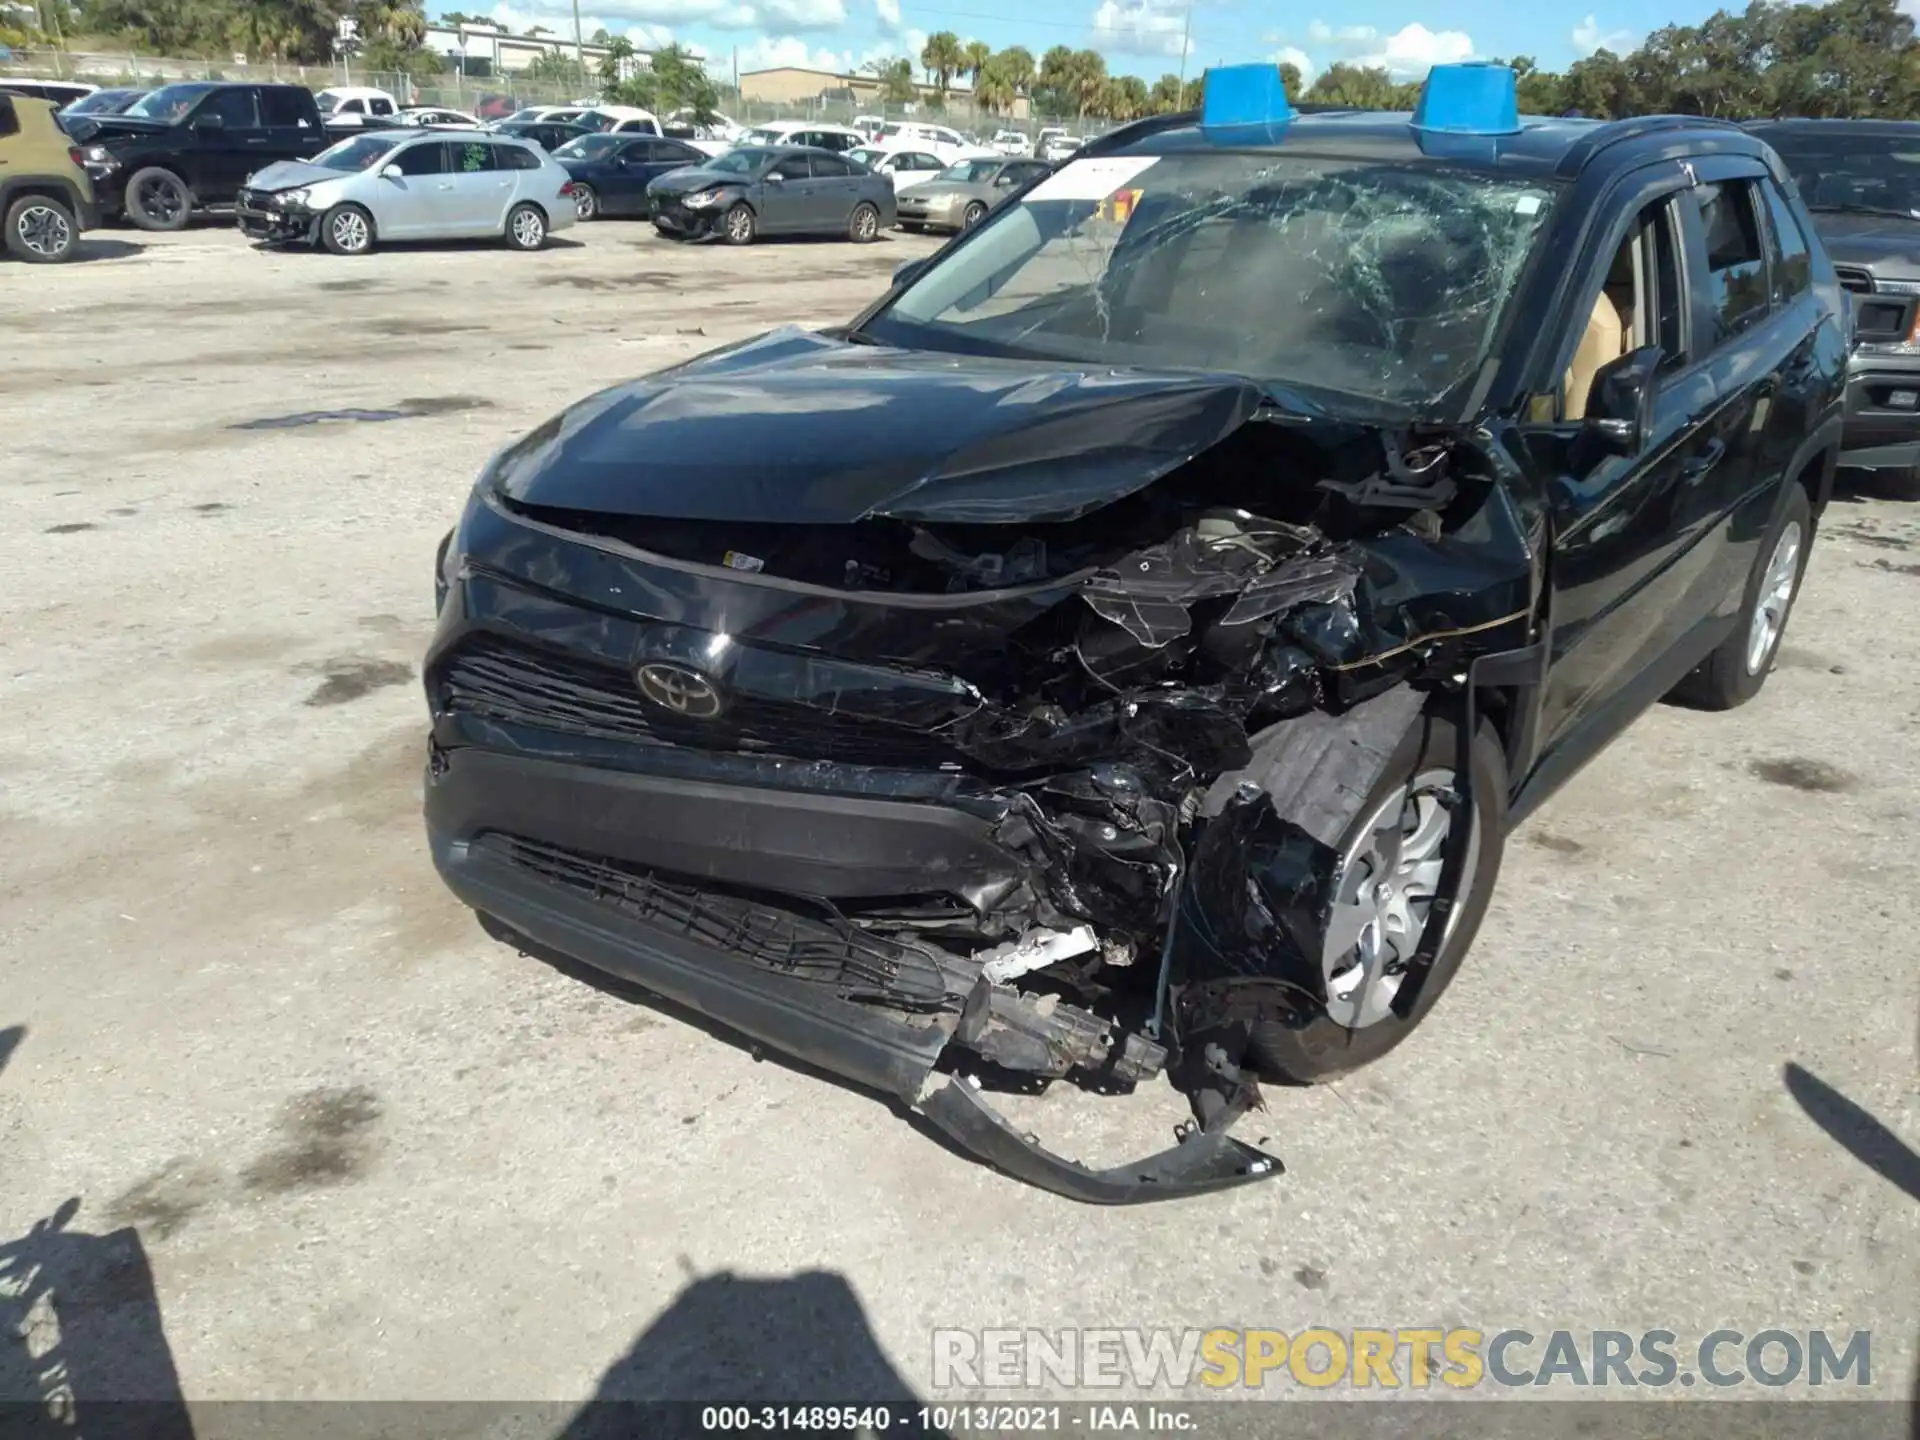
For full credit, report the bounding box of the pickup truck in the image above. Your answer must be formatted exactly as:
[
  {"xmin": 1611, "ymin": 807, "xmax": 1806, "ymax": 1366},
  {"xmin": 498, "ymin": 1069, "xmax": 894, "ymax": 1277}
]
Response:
[{"xmin": 65, "ymin": 81, "xmax": 330, "ymax": 231}]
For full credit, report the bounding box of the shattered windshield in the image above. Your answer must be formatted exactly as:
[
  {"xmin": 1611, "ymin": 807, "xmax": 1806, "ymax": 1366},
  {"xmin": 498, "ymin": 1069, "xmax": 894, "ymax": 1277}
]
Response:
[
  {"xmin": 1764, "ymin": 133, "xmax": 1920, "ymax": 218},
  {"xmin": 866, "ymin": 151, "xmax": 1557, "ymax": 413}
]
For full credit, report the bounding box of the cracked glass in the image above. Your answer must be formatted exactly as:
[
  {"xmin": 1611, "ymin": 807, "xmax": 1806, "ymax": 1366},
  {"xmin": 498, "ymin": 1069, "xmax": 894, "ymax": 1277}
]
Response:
[{"xmin": 868, "ymin": 152, "xmax": 1557, "ymax": 414}]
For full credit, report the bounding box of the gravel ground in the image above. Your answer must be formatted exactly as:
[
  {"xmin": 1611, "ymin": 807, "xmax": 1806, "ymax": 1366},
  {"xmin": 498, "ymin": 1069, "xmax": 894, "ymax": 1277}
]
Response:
[{"xmin": 1, "ymin": 224, "xmax": 1915, "ymax": 1422}]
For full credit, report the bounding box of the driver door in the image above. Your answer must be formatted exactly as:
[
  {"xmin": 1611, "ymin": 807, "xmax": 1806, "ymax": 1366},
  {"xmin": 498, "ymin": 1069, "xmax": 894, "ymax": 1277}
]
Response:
[
  {"xmin": 188, "ymin": 87, "xmax": 266, "ymax": 200},
  {"xmin": 1531, "ymin": 178, "xmax": 1730, "ymax": 761}
]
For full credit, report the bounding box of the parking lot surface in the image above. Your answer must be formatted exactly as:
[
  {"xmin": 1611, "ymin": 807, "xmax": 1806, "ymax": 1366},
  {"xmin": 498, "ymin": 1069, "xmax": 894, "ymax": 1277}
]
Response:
[{"xmin": 1, "ymin": 226, "xmax": 1916, "ymax": 1409}]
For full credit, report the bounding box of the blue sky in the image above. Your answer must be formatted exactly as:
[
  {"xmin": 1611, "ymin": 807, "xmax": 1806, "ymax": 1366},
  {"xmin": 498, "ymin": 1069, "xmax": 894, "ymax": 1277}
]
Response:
[{"xmin": 444, "ymin": 0, "xmax": 1724, "ymax": 85}]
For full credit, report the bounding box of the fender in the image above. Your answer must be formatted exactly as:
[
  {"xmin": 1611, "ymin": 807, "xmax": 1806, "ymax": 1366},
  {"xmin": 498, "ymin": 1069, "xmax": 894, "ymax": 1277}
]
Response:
[{"xmin": 0, "ymin": 173, "xmax": 93, "ymax": 223}]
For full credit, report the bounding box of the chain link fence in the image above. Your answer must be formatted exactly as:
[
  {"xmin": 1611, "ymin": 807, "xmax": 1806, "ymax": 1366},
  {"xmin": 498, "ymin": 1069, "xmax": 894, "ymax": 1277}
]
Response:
[{"xmin": 2, "ymin": 47, "xmax": 1117, "ymax": 139}]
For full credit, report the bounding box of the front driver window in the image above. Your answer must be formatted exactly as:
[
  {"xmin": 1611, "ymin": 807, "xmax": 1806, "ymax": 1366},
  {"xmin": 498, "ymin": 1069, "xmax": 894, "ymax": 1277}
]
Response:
[{"xmin": 1557, "ymin": 197, "xmax": 1686, "ymax": 422}]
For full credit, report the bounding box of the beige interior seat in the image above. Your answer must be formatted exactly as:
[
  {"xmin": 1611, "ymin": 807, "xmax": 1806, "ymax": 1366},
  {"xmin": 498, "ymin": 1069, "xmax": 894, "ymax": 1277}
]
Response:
[{"xmin": 1563, "ymin": 290, "xmax": 1625, "ymax": 421}]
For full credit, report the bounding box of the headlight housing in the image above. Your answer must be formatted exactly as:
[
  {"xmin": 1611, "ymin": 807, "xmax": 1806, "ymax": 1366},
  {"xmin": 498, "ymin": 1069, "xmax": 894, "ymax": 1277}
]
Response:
[
  {"xmin": 682, "ymin": 188, "xmax": 726, "ymax": 209},
  {"xmin": 278, "ymin": 187, "xmax": 312, "ymax": 209}
]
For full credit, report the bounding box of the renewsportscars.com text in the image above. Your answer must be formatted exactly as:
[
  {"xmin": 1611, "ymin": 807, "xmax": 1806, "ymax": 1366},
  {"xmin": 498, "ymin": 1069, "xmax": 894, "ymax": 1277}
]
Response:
[{"xmin": 932, "ymin": 1327, "xmax": 1872, "ymax": 1391}]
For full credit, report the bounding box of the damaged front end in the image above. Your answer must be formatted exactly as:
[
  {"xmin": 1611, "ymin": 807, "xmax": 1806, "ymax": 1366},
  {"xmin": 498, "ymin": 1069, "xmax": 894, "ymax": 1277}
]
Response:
[{"xmin": 423, "ymin": 333, "xmax": 1535, "ymax": 1201}]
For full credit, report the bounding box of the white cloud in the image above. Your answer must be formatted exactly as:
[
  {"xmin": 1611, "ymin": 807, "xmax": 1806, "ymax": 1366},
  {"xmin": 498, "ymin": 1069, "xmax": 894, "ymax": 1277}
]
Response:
[
  {"xmin": 1571, "ymin": 14, "xmax": 1634, "ymax": 55},
  {"xmin": 1294, "ymin": 19, "xmax": 1473, "ymax": 79},
  {"xmin": 1090, "ymin": 0, "xmax": 1192, "ymax": 60},
  {"xmin": 733, "ymin": 34, "xmax": 855, "ymax": 70},
  {"xmin": 481, "ymin": 0, "xmax": 832, "ymax": 35},
  {"xmin": 1275, "ymin": 45, "xmax": 1315, "ymax": 82},
  {"xmin": 874, "ymin": 0, "xmax": 901, "ymax": 27}
]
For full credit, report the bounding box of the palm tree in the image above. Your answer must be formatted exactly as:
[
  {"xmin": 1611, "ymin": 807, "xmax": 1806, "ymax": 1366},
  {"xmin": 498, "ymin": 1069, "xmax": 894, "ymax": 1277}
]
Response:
[
  {"xmin": 962, "ymin": 39, "xmax": 991, "ymax": 87},
  {"xmin": 920, "ymin": 31, "xmax": 965, "ymax": 95},
  {"xmin": 975, "ymin": 57, "xmax": 1015, "ymax": 115},
  {"xmin": 996, "ymin": 45, "xmax": 1035, "ymax": 98},
  {"xmin": 1066, "ymin": 48, "xmax": 1107, "ymax": 118}
]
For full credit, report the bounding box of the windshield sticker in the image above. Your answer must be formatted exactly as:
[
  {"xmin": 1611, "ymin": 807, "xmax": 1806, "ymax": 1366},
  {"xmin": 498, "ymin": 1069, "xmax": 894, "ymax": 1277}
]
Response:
[
  {"xmin": 1514, "ymin": 194, "xmax": 1543, "ymax": 215},
  {"xmin": 1024, "ymin": 156, "xmax": 1159, "ymax": 203},
  {"xmin": 1099, "ymin": 188, "xmax": 1144, "ymax": 223}
]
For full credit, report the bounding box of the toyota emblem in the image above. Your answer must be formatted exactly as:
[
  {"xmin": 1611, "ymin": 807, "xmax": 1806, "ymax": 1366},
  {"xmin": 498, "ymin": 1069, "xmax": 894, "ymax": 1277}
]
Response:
[{"xmin": 635, "ymin": 662, "xmax": 725, "ymax": 719}]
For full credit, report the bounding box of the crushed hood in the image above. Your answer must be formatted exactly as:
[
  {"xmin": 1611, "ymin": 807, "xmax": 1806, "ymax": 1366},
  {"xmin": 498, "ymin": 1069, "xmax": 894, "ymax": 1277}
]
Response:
[
  {"xmin": 245, "ymin": 159, "xmax": 349, "ymax": 193},
  {"xmin": 491, "ymin": 327, "xmax": 1271, "ymax": 525},
  {"xmin": 62, "ymin": 113, "xmax": 170, "ymax": 144}
]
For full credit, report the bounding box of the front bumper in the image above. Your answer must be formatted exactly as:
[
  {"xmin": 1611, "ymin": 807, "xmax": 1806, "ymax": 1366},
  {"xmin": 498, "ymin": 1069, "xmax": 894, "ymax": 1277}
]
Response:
[
  {"xmin": 650, "ymin": 195, "xmax": 723, "ymax": 237},
  {"xmin": 1839, "ymin": 350, "xmax": 1920, "ymax": 470},
  {"xmin": 896, "ymin": 195, "xmax": 963, "ymax": 230},
  {"xmin": 235, "ymin": 196, "xmax": 318, "ymax": 244}
]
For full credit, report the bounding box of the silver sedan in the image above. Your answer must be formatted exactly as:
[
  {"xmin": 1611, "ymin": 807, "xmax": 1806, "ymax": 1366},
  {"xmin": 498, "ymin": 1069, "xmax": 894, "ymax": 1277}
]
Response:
[{"xmin": 235, "ymin": 129, "xmax": 577, "ymax": 255}]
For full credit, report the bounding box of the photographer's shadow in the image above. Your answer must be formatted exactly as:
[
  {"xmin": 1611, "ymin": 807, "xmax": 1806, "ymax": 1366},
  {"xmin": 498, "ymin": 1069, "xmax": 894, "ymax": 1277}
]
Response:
[{"xmin": 558, "ymin": 1269, "xmax": 948, "ymax": 1440}]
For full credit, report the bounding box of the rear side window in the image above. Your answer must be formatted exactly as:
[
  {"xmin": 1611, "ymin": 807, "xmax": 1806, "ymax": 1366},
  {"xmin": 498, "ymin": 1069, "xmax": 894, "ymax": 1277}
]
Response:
[
  {"xmin": 498, "ymin": 143, "xmax": 542, "ymax": 171},
  {"xmin": 370, "ymin": 97, "xmax": 394, "ymax": 116},
  {"xmin": 394, "ymin": 141, "xmax": 446, "ymax": 176},
  {"xmin": 260, "ymin": 88, "xmax": 309, "ymax": 128},
  {"xmin": 203, "ymin": 88, "xmax": 260, "ymax": 128},
  {"xmin": 340, "ymin": 99, "xmax": 365, "ymax": 115},
  {"xmin": 812, "ymin": 154, "xmax": 854, "ymax": 178},
  {"xmin": 1760, "ymin": 178, "xmax": 1812, "ymax": 304},
  {"xmin": 1693, "ymin": 179, "xmax": 1769, "ymax": 344},
  {"xmin": 659, "ymin": 141, "xmax": 702, "ymax": 164},
  {"xmin": 451, "ymin": 139, "xmax": 497, "ymax": 172}
]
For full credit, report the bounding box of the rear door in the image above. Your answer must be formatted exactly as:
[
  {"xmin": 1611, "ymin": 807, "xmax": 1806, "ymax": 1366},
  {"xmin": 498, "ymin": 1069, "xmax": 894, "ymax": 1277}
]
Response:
[
  {"xmin": 258, "ymin": 86, "xmax": 321, "ymax": 162},
  {"xmin": 444, "ymin": 137, "xmax": 516, "ymax": 232},
  {"xmin": 805, "ymin": 152, "xmax": 863, "ymax": 227}
]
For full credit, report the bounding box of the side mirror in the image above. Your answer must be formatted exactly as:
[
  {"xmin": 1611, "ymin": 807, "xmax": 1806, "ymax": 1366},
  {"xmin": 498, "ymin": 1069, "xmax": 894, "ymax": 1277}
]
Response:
[
  {"xmin": 381, "ymin": 164, "xmax": 404, "ymax": 180},
  {"xmin": 893, "ymin": 258, "xmax": 927, "ymax": 289},
  {"xmin": 191, "ymin": 111, "xmax": 224, "ymax": 131},
  {"xmin": 764, "ymin": 170, "xmax": 784, "ymax": 183},
  {"xmin": 1582, "ymin": 344, "xmax": 1663, "ymax": 457}
]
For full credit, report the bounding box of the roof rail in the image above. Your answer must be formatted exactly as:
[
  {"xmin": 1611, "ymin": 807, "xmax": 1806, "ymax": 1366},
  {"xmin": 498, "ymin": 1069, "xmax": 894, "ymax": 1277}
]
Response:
[
  {"xmin": 1552, "ymin": 112, "xmax": 1748, "ymax": 177},
  {"xmin": 1079, "ymin": 109, "xmax": 1195, "ymax": 157}
]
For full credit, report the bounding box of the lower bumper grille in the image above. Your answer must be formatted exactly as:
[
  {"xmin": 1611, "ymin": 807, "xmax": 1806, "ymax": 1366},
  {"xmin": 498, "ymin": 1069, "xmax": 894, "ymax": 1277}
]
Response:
[
  {"xmin": 480, "ymin": 832, "xmax": 955, "ymax": 1008},
  {"xmin": 437, "ymin": 634, "xmax": 964, "ymax": 769}
]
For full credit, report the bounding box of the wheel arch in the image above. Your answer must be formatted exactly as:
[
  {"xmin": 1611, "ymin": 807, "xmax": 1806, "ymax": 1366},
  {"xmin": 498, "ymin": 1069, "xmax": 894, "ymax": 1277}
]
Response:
[{"xmin": 0, "ymin": 176, "xmax": 87, "ymax": 214}]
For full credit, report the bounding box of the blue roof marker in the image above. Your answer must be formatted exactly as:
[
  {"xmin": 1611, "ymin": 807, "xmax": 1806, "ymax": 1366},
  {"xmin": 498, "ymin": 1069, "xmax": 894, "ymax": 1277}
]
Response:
[
  {"xmin": 1200, "ymin": 63, "xmax": 1295, "ymax": 129},
  {"xmin": 1411, "ymin": 62, "xmax": 1521, "ymax": 136}
]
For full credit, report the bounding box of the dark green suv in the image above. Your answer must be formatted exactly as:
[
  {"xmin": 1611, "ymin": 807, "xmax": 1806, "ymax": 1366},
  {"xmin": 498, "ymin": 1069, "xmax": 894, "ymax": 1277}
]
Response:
[{"xmin": 0, "ymin": 92, "xmax": 97, "ymax": 263}]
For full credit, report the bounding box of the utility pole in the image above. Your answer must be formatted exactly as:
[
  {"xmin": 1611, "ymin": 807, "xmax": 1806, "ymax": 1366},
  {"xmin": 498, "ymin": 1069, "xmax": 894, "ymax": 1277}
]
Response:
[
  {"xmin": 1176, "ymin": 2, "xmax": 1191, "ymax": 92},
  {"xmin": 571, "ymin": 0, "xmax": 586, "ymax": 92}
]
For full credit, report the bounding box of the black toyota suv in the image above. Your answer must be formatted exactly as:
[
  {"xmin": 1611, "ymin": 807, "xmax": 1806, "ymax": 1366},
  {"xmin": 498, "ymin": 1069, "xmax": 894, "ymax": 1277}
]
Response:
[
  {"xmin": 63, "ymin": 81, "xmax": 327, "ymax": 230},
  {"xmin": 421, "ymin": 66, "xmax": 1847, "ymax": 1201},
  {"xmin": 1746, "ymin": 119, "xmax": 1920, "ymax": 494}
]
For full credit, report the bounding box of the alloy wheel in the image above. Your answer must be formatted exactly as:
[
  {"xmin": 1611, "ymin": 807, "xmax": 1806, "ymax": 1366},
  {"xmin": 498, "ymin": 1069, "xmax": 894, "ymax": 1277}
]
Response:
[
  {"xmin": 1745, "ymin": 519, "xmax": 1802, "ymax": 675},
  {"xmin": 137, "ymin": 176, "xmax": 184, "ymax": 226},
  {"xmin": 851, "ymin": 205, "xmax": 877, "ymax": 240},
  {"xmin": 1320, "ymin": 768, "xmax": 1477, "ymax": 1029},
  {"xmin": 513, "ymin": 208, "xmax": 545, "ymax": 247},
  {"xmin": 574, "ymin": 186, "xmax": 596, "ymax": 220},
  {"xmin": 726, "ymin": 207, "xmax": 752, "ymax": 243},
  {"xmin": 331, "ymin": 210, "xmax": 370, "ymax": 253},
  {"xmin": 14, "ymin": 203, "xmax": 72, "ymax": 258}
]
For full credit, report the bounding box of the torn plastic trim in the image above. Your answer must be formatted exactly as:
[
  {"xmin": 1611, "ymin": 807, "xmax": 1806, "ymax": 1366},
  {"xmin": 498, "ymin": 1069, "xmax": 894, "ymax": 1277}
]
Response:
[{"xmin": 918, "ymin": 1074, "xmax": 1283, "ymax": 1204}]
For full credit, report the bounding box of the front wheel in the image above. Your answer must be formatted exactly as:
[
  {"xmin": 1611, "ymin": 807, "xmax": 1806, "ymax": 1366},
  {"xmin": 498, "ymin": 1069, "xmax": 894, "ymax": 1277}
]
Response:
[
  {"xmin": 320, "ymin": 203, "xmax": 374, "ymax": 256},
  {"xmin": 1246, "ymin": 713, "xmax": 1508, "ymax": 1084},
  {"xmin": 721, "ymin": 201, "xmax": 755, "ymax": 246},
  {"xmin": 847, "ymin": 201, "xmax": 880, "ymax": 243},
  {"xmin": 961, "ymin": 200, "xmax": 986, "ymax": 230},
  {"xmin": 504, "ymin": 202, "xmax": 547, "ymax": 250},
  {"xmin": 5, "ymin": 194, "xmax": 78, "ymax": 262},
  {"xmin": 1669, "ymin": 482, "xmax": 1812, "ymax": 710},
  {"xmin": 126, "ymin": 168, "xmax": 190, "ymax": 232},
  {"xmin": 572, "ymin": 184, "xmax": 598, "ymax": 221}
]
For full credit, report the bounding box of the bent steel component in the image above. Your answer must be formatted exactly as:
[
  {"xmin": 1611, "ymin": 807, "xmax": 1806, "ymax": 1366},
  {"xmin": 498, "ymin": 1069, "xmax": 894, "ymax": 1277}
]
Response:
[{"xmin": 918, "ymin": 1076, "xmax": 1283, "ymax": 1205}]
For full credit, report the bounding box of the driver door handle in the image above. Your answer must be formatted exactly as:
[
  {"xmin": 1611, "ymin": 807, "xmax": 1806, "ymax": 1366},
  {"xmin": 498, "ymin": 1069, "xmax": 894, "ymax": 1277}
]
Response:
[{"xmin": 1681, "ymin": 438, "xmax": 1726, "ymax": 479}]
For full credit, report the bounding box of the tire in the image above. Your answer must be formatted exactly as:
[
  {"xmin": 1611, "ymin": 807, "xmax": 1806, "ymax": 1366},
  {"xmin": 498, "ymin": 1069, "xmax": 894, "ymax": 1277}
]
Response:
[
  {"xmin": 1669, "ymin": 483, "xmax": 1812, "ymax": 710},
  {"xmin": 847, "ymin": 201, "xmax": 880, "ymax": 243},
  {"xmin": 1245, "ymin": 712, "xmax": 1508, "ymax": 1084},
  {"xmin": 572, "ymin": 184, "xmax": 598, "ymax": 221},
  {"xmin": 961, "ymin": 200, "xmax": 986, "ymax": 230},
  {"xmin": 504, "ymin": 202, "xmax": 547, "ymax": 250},
  {"xmin": 721, "ymin": 202, "xmax": 755, "ymax": 246},
  {"xmin": 4, "ymin": 194, "xmax": 78, "ymax": 262},
  {"xmin": 320, "ymin": 203, "xmax": 374, "ymax": 256},
  {"xmin": 125, "ymin": 167, "xmax": 190, "ymax": 232}
]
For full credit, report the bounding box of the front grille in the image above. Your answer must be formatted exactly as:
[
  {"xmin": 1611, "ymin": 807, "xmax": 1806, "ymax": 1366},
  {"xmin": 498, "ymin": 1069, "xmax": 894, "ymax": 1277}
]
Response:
[
  {"xmin": 1836, "ymin": 266, "xmax": 1873, "ymax": 296},
  {"xmin": 479, "ymin": 833, "xmax": 956, "ymax": 1008},
  {"xmin": 437, "ymin": 634, "xmax": 963, "ymax": 770}
]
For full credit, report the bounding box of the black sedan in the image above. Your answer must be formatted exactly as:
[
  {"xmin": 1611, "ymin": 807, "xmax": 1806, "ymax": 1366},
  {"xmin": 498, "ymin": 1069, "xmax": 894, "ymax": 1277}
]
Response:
[
  {"xmin": 648, "ymin": 145, "xmax": 895, "ymax": 245},
  {"xmin": 489, "ymin": 120, "xmax": 594, "ymax": 153},
  {"xmin": 554, "ymin": 133, "xmax": 711, "ymax": 220}
]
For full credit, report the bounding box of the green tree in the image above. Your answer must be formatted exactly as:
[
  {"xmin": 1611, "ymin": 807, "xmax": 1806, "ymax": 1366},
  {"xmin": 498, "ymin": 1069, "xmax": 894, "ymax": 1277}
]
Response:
[
  {"xmin": 1034, "ymin": 43, "xmax": 1076, "ymax": 116},
  {"xmin": 962, "ymin": 38, "xmax": 991, "ymax": 87},
  {"xmin": 1148, "ymin": 72, "xmax": 1184, "ymax": 111},
  {"xmin": 865, "ymin": 55, "xmax": 917, "ymax": 105},
  {"xmin": 1305, "ymin": 61, "xmax": 1413, "ymax": 109},
  {"xmin": 1278, "ymin": 60, "xmax": 1302, "ymax": 101},
  {"xmin": 920, "ymin": 30, "xmax": 964, "ymax": 94},
  {"xmin": 995, "ymin": 45, "xmax": 1035, "ymax": 97},
  {"xmin": 1064, "ymin": 47, "xmax": 1107, "ymax": 117},
  {"xmin": 598, "ymin": 33, "xmax": 633, "ymax": 92},
  {"xmin": 975, "ymin": 54, "xmax": 1016, "ymax": 114}
]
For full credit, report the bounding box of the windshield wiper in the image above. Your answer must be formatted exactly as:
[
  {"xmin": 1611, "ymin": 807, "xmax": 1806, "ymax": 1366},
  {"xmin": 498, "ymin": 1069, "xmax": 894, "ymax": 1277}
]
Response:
[{"xmin": 1807, "ymin": 202, "xmax": 1920, "ymax": 220}]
